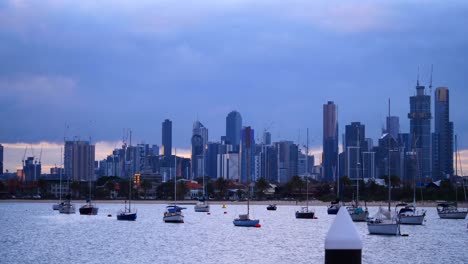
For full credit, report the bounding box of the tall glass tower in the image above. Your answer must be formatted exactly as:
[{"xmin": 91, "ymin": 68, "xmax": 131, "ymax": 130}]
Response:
[
  {"xmin": 162, "ymin": 119, "xmax": 172, "ymax": 157},
  {"xmin": 226, "ymin": 111, "xmax": 242, "ymax": 150},
  {"xmin": 433, "ymin": 87, "xmax": 453, "ymax": 179},
  {"xmin": 323, "ymin": 101, "xmax": 338, "ymax": 182},
  {"xmin": 408, "ymin": 83, "xmax": 432, "ymax": 179}
]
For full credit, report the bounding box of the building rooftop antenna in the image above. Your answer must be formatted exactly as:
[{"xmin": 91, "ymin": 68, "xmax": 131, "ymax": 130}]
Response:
[{"xmin": 416, "ymin": 66, "xmax": 420, "ymax": 87}]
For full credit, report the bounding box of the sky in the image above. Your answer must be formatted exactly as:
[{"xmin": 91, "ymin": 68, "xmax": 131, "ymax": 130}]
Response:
[{"xmin": 1, "ymin": 0, "xmax": 467, "ymax": 173}]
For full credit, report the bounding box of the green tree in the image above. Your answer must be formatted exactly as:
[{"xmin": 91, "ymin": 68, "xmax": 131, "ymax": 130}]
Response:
[
  {"xmin": 141, "ymin": 179, "xmax": 152, "ymax": 199},
  {"xmin": 255, "ymin": 177, "xmax": 269, "ymax": 200},
  {"xmin": 177, "ymin": 181, "xmax": 189, "ymax": 200},
  {"xmin": 70, "ymin": 181, "xmax": 81, "ymax": 198},
  {"xmin": 215, "ymin": 177, "xmax": 228, "ymax": 199}
]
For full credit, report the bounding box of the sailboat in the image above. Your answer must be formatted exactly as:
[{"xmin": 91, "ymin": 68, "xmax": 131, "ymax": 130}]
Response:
[
  {"xmin": 117, "ymin": 139, "xmax": 137, "ymax": 221},
  {"xmin": 194, "ymin": 156, "xmax": 210, "ymax": 212},
  {"xmin": 367, "ymin": 138, "xmax": 400, "ymax": 235},
  {"xmin": 295, "ymin": 177, "xmax": 314, "ymax": 219},
  {"xmin": 397, "ymin": 147, "xmax": 425, "ymax": 225},
  {"xmin": 436, "ymin": 135, "xmax": 468, "ymax": 219},
  {"xmin": 234, "ymin": 133, "xmax": 260, "ymax": 227},
  {"xmin": 347, "ymin": 130, "xmax": 368, "ymax": 222},
  {"xmin": 164, "ymin": 150, "xmax": 186, "ymax": 223},
  {"xmin": 59, "ymin": 194, "xmax": 76, "ymax": 214},
  {"xmin": 296, "ymin": 129, "xmax": 315, "ymax": 219},
  {"xmin": 53, "ymin": 149, "xmax": 64, "ymax": 210},
  {"xmin": 79, "ymin": 174, "xmax": 99, "ymax": 215},
  {"xmin": 59, "ymin": 160, "xmax": 75, "ymax": 214}
]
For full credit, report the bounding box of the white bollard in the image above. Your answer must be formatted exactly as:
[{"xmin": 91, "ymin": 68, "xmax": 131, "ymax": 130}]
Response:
[{"xmin": 325, "ymin": 207, "xmax": 362, "ymax": 264}]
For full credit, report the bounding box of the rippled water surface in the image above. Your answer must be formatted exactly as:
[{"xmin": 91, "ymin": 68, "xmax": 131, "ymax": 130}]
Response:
[{"xmin": 0, "ymin": 202, "xmax": 467, "ymax": 264}]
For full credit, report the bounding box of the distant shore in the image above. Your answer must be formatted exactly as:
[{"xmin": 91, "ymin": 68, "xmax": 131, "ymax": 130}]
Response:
[{"xmin": 1, "ymin": 199, "xmax": 467, "ymax": 207}]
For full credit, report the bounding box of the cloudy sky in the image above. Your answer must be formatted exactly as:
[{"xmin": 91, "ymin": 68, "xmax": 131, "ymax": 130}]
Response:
[{"xmin": 1, "ymin": 0, "xmax": 467, "ymax": 172}]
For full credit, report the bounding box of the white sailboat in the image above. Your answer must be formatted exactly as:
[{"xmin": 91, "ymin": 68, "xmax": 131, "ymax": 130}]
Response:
[
  {"xmin": 53, "ymin": 148, "xmax": 64, "ymax": 210},
  {"xmin": 194, "ymin": 153, "xmax": 210, "ymax": 212},
  {"xmin": 436, "ymin": 135, "xmax": 468, "ymax": 219},
  {"xmin": 296, "ymin": 129, "xmax": 315, "ymax": 219},
  {"xmin": 59, "ymin": 152, "xmax": 75, "ymax": 214},
  {"xmin": 397, "ymin": 147, "xmax": 425, "ymax": 225},
  {"xmin": 367, "ymin": 138, "xmax": 400, "ymax": 235},
  {"xmin": 347, "ymin": 130, "xmax": 368, "ymax": 222},
  {"xmin": 164, "ymin": 150, "xmax": 185, "ymax": 223}
]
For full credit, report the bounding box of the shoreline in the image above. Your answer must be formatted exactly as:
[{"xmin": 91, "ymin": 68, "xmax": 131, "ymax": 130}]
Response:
[{"xmin": 1, "ymin": 199, "xmax": 467, "ymax": 207}]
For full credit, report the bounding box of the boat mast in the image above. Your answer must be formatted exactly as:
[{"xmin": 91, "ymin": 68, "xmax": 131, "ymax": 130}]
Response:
[
  {"xmin": 387, "ymin": 136, "xmax": 391, "ymax": 212},
  {"xmin": 306, "ymin": 128, "xmax": 309, "ymax": 209},
  {"xmin": 59, "ymin": 147, "xmax": 63, "ymax": 202},
  {"xmin": 174, "ymin": 149, "xmax": 177, "ymax": 205},
  {"xmin": 356, "ymin": 128, "xmax": 360, "ymax": 207},
  {"xmin": 456, "ymin": 135, "xmax": 468, "ymax": 202}
]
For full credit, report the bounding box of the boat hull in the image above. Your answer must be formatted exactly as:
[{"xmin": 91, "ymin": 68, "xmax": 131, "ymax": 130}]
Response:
[
  {"xmin": 52, "ymin": 203, "xmax": 63, "ymax": 210},
  {"xmin": 367, "ymin": 223, "xmax": 400, "ymax": 236},
  {"xmin": 438, "ymin": 211, "xmax": 468, "ymax": 219},
  {"xmin": 327, "ymin": 206, "xmax": 340, "ymax": 215},
  {"xmin": 348, "ymin": 208, "xmax": 368, "ymax": 222},
  {"xmin": 79, "ymin": 206, "xmax": 99, "ymax": 215},
  {"xmin": 295, "ymin": 212, "xmax": 315, "ymax": 219},
  {"xmin": 117, "ymin": 213, "xmax": 137, "ymax": 221},
  {"xmin": 59, "ymin": 205, "xmax": 76, "ymax": 214},
  {"xmin": 163, "ymin": 213, "xmax": 184, "ymax": 223},
  {"xmin": 194, "ymin": 204, "xmax": 210, "ymax": 212},
  {"xmin": 398, "ymin": 215, "xmax": 425, "ymax": 225},
  {"xmin": 267, "ymin": 206, "xmax": 277, "ymax": 211},
  {"xmin": 233, "ymin": 219, "xmax": 260, "ymax": 227}
]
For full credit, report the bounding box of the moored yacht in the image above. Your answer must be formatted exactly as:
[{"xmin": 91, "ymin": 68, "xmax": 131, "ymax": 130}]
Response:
[
  {"xmin": 327, "ymin": 199, "xmax": 340, "ymax": 215},
  {"xmin": 164, "ymin": 205, "xmax": 186, "ymax": 223},
  {"xmin": 367, "ymin": 206, "xmax": 400, "ymax": 236},
  {"xmin": 79, "ymin": 199, "xmax": 99, "ymax": 215},
  {"xmin": 59, "ymin": 196, "xmax": 75, "ymax": 214},
  {"xmin": 437, "ymin": 202, "xmax": 468, "ymax": 219},
  {"xmin": 396, "ymin": 203, "xmax": 425, "ymax": 225}
]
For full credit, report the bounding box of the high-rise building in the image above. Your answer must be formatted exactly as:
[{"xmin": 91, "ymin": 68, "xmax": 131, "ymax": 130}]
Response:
[
  {"xmin": 433, "ymin": 87, "xmax": 454, "ymax": 179},
  {"xmin": 206, "ymin": 142, "xmax": 221, "ymax": 179},
  {"xmin": 23, "ymin": 157, "xmax": 41, "ymax": 182},
  {"xmin": 344, "ymin": 122, "xmax": 366, "ymax": 180},
  {"xmin": 191, "ymin": 120, "xmax": 208, "ymax": 179},
  {"xmin": 64, "ymin": 140, "xmax": 95, "ymax": 181},
  {"xmin": 408, "ymin": 82, "xmax": 432, "ymax": 179},
  {"xmin": 226, "ymin": 111, "xmax": 242, "ymax": 149},
  {"xmin": 0, "ymin": 144, "xmax": 3, "ymax": 175},
  {"xmin": 162, "ymin": 119, "xmax": 172, "ymax": 157},
  {"xmin": 240, "ymin": 126, "xmax": 255, "ymax": 183},
  {"xmin": 386, "ymin": 116, "xmax": 400, "ymax": 140},
  {"xmin": 275, "ymin": 141, "xmax": 299, "ymax": 183},
  {"xmin": 323, "ymin": 101, "xmax": 338, "ymax": 182},
  {"xmin": 263, "ymin": 131, "xmax": 271, "ymax": 145}
]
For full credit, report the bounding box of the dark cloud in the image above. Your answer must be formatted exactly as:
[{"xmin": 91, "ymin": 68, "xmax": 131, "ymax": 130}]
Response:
[{"xmin": 1, "ymin": 0, "xmax": 467, "ymax": 150}]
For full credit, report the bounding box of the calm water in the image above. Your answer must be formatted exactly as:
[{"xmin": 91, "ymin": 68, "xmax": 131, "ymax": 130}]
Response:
[{"xmin": 0, "ymin": 202, "xmax": 467, "ymax": 264}]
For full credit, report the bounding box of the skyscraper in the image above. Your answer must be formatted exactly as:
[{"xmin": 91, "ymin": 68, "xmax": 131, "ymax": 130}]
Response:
[
  {"xmin": 240, "ymin": 126, "xmax": 255, "ymax": 183},
  {"xmin": 191, "ymin": 120, "xmax": 208, "ymax": 179},
  {"xmin": 162, "ymin": 119, "xmax": 172, "ymax": 157},
  {"xmin": 408, "ymin": 82, "xmax": 431, "ymax": 179},
  {"xmin": 0, "ymin": 144, "xmax": 3, "ymax": 175},
  {"xmin": 263, "ymin": 131, "xmax": 271, "ymax": 145},
  {"xmin": 226, "ymin": 111, "xmax": 242, "ymax": 149},
  {"xmin": 345, "ymin": 122, "xmax": 366, "ymax": 180},
  {"xmin": 323, "ymin": 101, "xmax": 338, "ymax": 182},
  {"xmin": 64, "ymin": 140, "xmax": 95, "ymax": 181},
  {"xmin": 433, "ymin": 87, "xmax": 453, "ymax": 179}
]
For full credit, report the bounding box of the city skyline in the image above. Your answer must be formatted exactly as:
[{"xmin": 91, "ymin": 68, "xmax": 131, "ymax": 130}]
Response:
[{"xmin": 1, "ymin": 1, "xmax": 468, "ymax": 174}]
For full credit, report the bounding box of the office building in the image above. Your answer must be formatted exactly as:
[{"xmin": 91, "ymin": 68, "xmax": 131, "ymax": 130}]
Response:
[
  {"xmin": 408, "ymin": 82, "xmax": 432, "ymax": 179},
  {"xmin": 64, "ymin": 140, "xmax": 96, "ymax": 181},
  {"xmin": 323, "ymin": 101, "xmax": 338, "ymax": 182},
  {"xmin": 191, "ymin": 120, "xmax": 208, "ymax": 179},
  {"xmin": 433, "ymin": 87, "xmax": 454, "ymax": 179},
  {"xmin": 240, "ymin": 126, "xmax": 255, "ymax": 183},
  {"xmin": 226, "ymin": 111, "xmax": 242, "ymax": 149},
  {"xmin": 162, "ymin": 119, "xmax": 172, "ymax": 157}
]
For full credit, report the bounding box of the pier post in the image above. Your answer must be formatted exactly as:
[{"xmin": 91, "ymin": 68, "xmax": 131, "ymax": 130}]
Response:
[{"xmin": 324, "ymin": 207, "xmax": 362, "ymax": 264}]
